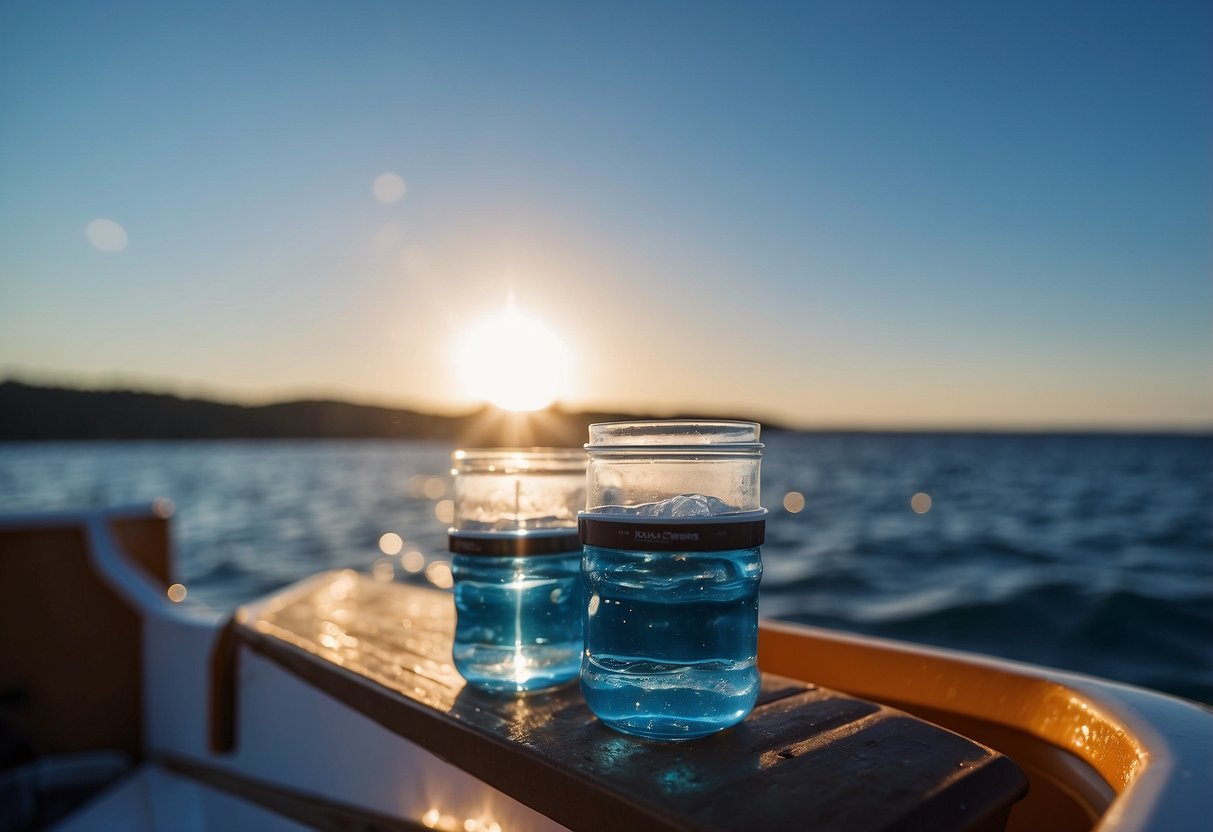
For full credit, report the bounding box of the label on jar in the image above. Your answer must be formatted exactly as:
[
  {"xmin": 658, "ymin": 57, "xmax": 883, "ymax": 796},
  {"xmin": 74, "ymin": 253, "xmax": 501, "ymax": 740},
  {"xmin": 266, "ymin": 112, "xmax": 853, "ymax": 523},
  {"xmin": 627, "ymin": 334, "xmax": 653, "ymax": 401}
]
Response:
[
  {"xmin": 448, "ymin": 529, "xmax": 582, "ymax": 557},
  {"xmin": 578, "ymin": 510, "xmax": 767, "ymax": 552}
]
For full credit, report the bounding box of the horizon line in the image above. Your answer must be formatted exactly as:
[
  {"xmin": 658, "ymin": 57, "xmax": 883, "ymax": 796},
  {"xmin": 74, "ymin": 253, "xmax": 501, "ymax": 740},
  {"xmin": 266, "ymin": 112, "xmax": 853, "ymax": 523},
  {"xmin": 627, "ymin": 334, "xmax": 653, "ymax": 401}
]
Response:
[{"xmin": 3, "ymin": 376, "xmax": 1210, "ymax": 437}]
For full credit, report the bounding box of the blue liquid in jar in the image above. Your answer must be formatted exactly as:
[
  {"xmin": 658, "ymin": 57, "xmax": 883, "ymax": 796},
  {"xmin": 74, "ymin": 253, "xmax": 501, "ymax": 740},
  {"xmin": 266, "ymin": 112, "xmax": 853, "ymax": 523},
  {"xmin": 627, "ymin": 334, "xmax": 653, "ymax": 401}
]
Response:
[
  {"xmin": 581, "ymin": 545, "xmax": 761, "ymax": 739},
  {"xmin": 452, "ymin": 552, "xmax": 582, "ymax": 693}
]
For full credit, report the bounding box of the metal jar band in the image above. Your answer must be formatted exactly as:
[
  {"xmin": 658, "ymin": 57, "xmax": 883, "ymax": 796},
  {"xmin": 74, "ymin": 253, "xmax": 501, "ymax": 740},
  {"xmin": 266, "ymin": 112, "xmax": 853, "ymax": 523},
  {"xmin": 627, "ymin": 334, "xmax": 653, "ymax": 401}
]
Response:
[
  {"xmin": 578, "ymin": 511, "xmax": 767, "ymax": 552},
  {"xmin": 448, "ymin": 530, "xmax": 582, "ymax": 557}
]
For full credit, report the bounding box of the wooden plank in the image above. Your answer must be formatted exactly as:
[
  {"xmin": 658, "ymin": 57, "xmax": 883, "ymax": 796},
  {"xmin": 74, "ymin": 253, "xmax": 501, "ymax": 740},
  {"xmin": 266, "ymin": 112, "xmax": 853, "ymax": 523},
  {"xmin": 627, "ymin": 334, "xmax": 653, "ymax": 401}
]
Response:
[{"xmin": 232, "ymin": 572, "xmax": 1027, "ymax": 831}]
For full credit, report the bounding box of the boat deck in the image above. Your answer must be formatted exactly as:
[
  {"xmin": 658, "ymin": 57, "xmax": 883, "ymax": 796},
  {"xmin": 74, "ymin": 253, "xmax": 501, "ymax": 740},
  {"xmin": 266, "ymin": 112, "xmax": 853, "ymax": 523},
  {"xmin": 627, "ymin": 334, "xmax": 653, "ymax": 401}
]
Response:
[{"xmin": 219, "ymin": 571, "xmax": 1028, "ymax": 831}]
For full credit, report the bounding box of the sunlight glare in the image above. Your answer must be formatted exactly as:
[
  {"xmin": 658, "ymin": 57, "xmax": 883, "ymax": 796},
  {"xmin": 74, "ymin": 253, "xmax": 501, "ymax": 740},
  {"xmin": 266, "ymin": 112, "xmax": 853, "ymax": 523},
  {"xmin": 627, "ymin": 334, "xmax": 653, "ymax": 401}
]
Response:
[
  {"xmin": 372, "ymin": 557, "xmax": 395, "ymax": 583},
  {"xmin": 373, "ymin": 172, "xmax": 406, "ymax": 203},
  {"xmin": 455, "ymin": 305, "xmax": 569, "ymax": 411},
  {"xmin": 86, "ymin": 218, "xmax": 128, "ymax": 252},
  {"xmin": 425, "ymin": 560, "xmax": 453, "ymax": 589}
]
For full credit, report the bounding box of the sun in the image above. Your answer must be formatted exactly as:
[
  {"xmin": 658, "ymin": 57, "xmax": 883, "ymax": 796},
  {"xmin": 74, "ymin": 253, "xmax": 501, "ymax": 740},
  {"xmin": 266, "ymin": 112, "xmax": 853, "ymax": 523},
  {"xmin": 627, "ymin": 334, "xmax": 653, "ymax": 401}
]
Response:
[{"xmin": 455, "ymin": 305, "xmax": 570, "ymax": 411}]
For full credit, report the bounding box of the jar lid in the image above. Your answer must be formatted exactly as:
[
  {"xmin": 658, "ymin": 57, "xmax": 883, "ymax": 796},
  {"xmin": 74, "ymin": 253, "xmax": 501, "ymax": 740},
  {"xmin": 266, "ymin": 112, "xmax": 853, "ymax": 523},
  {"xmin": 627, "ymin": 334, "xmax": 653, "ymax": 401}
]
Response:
[{"xmin": 586, "ymin": 420, "xmax": 763, "ymax": 453}]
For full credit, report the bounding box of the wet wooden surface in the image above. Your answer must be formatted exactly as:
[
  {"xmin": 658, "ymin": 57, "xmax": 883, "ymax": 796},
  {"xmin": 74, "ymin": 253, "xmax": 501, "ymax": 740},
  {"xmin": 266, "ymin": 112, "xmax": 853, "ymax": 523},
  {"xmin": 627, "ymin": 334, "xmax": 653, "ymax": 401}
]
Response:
[{"xmin": 232, "ymin": 570, "xmax": 1027, "ymax": 832}]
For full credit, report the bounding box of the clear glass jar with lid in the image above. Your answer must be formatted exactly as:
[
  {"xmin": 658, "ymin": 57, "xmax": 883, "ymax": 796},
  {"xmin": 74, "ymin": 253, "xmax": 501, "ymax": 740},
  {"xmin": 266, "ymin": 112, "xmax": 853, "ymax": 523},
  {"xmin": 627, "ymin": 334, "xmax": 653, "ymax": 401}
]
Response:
[
  {"xmin": 449, "ymin": 448, "xmax": 585, "ymax": 694},
  {"xmin": 578, "ymin": 421, "xmax": 766, "ymax": 739}
]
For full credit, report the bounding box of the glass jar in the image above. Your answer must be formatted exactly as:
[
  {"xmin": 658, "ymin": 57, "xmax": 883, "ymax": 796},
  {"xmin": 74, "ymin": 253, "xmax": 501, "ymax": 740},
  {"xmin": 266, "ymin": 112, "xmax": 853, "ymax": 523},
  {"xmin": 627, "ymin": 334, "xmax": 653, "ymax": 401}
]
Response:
[
  {"xmin": 449, "ymin": 448, "xmax": 585, "ymax": 694},
  {"xmin": 579, "ymin": 421, "xmax": 765, "ymax": 739}
]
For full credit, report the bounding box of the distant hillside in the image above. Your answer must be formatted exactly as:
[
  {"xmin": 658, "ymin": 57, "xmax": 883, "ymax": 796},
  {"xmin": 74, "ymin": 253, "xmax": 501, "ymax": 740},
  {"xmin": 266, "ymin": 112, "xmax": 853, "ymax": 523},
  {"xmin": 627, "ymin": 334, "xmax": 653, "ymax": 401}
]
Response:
[{"xmin": 0, "ymin": 381, "xmax": 758, "ymax": 445}]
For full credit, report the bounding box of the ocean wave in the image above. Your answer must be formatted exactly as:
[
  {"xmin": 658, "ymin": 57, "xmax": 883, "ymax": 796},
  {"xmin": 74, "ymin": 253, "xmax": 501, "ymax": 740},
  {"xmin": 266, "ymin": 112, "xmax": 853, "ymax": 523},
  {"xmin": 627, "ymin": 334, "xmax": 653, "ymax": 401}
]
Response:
[{"xmin": 4, "ymin": 434, "xmax": 1209, "ymax": 702}]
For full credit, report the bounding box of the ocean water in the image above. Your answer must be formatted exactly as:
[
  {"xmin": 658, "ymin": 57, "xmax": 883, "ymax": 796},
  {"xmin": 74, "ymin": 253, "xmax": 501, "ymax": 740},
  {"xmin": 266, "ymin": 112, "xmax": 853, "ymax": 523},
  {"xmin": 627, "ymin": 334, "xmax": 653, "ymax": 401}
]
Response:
[{"xmin": 0, "ymin": 434, "xmax": 1209, "ymax": 703}]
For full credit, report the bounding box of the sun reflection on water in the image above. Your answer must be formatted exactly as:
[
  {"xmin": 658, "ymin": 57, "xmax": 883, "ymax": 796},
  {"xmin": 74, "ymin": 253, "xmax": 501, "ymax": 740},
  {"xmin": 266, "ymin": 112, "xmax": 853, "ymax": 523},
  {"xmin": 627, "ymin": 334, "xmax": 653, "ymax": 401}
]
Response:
[
  {"xmin": 425, "ymin": 560, "xmax": 453, "ymax": 589},
  {"xmin": 372, "ymin": 557, "xmax": 395, "ymax": 583}
]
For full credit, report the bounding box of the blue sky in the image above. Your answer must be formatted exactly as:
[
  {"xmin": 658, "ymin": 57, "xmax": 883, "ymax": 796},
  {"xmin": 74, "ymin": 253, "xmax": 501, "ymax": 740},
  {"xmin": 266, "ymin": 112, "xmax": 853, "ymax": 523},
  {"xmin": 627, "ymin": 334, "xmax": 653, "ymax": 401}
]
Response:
[{"xmin": 1, "ymin": 1, "xmax": 1209, "ymax": 427}]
